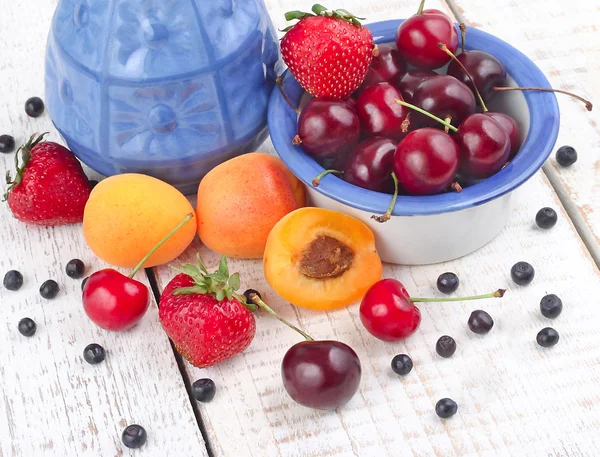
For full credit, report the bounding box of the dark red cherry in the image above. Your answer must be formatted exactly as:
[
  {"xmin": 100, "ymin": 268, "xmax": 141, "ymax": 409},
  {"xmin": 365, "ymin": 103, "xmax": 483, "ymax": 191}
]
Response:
[
  {"xmin": 359, "ymin": 45, "xmax": 407, "ymax": 92},
  {"xmin": 396, "ymin": 12, "xmax": 459, "ymax": 70},
  {"xmin": 447, "ymin": 50, "xmax": 507, "ymax": 104},
  {"xmin": 343, "ymin": 137, "xmax": 397, "ymax": 193},
  {"xmin": 456, "ymin": 113, "xmax": 511, "ymax": 179},
  {"xmin": 356, "ymin": 83, "xmax": 409, "ymax": 140},
  {"xmin": 411, "ymin": 75, "xmax": 476, "ymax": 129},
  {"xmin": 397, "ymin": 69, "xmax": 438, "ymax": 103},
  {"xmin": 422, "ymin": 8, "xmax": 447, "ymax": 16},
  {"xmin": 282, "ymin": 340, "xmax": 361, "ymax": 410},
  {"xmin": 295, "ymin": 97, "xmax": 360, "ymax": 158},
  {"xmin": 393, "ymin": 128, "xmax": 459, "ymax": 195},
  {"xmin": 484, "ymin": 112, "xmax": 521, "ymax": 159}
]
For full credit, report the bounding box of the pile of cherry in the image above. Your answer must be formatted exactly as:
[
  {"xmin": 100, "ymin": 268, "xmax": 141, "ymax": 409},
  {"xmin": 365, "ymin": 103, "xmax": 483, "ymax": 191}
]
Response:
[{"xmin": 293, "ymin": 6, "xmax": 591, "ymax": 211}]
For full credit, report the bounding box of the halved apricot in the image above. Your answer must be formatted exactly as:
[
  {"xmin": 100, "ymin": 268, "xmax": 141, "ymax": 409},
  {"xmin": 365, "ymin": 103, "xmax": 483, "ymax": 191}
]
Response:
[{"xmin": 263, "ymin": 207, "xmax": 383, "ymax": 310}]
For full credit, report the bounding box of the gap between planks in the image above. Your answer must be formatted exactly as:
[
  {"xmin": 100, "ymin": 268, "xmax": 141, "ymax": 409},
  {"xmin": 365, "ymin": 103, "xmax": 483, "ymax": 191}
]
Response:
[{"xmin": 442, "ymin": 0, "xmax": 600, "ymax": 270}]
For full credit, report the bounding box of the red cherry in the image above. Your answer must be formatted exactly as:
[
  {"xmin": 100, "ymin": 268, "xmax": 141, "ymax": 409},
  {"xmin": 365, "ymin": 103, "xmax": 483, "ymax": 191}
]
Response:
[
  {"xmin": 396, "ymin": 13, "xmax": 458, "ymax": 70},
  {"xmin": 422, "ymin": 8, "xmax": 447, "ymax": 16},
  {"xmin": 356, "ymin": 83, "xmax": 409, "ymax": 140},
  {"xmin": 359, "ymin": 279, "xmax": 421, "ymax": 342},
  {"xmin": 484, "ymin": 112, "xmax": 521, "ymax": 159},
  {"xmin": 456, "ymin": 113, "xmax": 511, "ymax": 178},
  {"xmin": 295, "ymin": 97, "xmax": 360, "ymax": 158},
  {"xmin": 447, "ymin": 50, "xmax": 507, "ymax": 104},
  {"xmin": 397, "ymin": 69, "xmax": 437, "ymax": 103},
  {"xmin": 344, "ymin": 137, "xmax": 397, "ymax": 193},
  {"xmin": 393, "ymin": 128, "xmax": 459, "ymax": 195},
  {"xmin": 83, "ymin": 269, "xmax": 150, "ymax": 331},
  {"xmin": 411, "ymin": 75, "xmax": 476, "ymax": 129},
  {"xmin": 359, "ymin": 45, "xmax": 407, "ymax": 92}
]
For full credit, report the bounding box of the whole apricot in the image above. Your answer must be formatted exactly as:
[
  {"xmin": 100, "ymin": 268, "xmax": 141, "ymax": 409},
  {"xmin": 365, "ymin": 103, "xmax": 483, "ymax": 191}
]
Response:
[
  {"xmin": 83, "ymin": 174, "xmax": 197, "ymax": 268},
  {"xmin": 263, "ymin": 207, "xmax": 383, "ymax": 310},
  {"xmin": 196, "ymin": 153, "xmax": 306, "ymax": 258}
]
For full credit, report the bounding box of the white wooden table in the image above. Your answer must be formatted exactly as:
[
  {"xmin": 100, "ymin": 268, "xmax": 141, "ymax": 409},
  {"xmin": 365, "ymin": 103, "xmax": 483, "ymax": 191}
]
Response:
[{"xmin": 1, "ymin": 1, "xmax": 600, "ymax": 456}]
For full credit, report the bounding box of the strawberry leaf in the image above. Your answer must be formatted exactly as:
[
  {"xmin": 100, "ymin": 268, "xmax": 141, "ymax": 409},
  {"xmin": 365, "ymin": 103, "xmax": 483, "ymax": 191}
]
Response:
[
  {"xmin": 196, "ymin": 253, "xmax": 208, "ymax": 274},
  {"xmin": 284, "ymin": 10, "xmax": 314, "ymax": 21},
  {"xmin": 218, "ymin": 255, "xmax": 229, "ymax": 278},
  {"xmin": 228, "ymin": 272, "xmax": 241, "ymax": 291},
  {"xmin": 216, "ymin": 289, "xmax": 226, "ymax": 301},
  {"xmin": 225, "ymin": 289, "xmax": 233, "ymax": 301},
  {"xmin": 312, "ymin": 4, "xmax": 328, "ymax": 15},
  {"xmin": 173, "ymin": 285, "xmax": 208, "ymax": 295}
]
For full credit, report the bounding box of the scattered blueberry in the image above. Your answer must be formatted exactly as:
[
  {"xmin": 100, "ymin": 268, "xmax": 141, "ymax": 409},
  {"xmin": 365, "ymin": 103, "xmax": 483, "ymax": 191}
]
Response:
[
  {"xmin": 435, "ymin": 398, "xmax": 458, "ymax": 418},
  {"xmin": 18, "ymin": 318, "xmax": 36, "ymax": 337},
  {"xmin": 535, "ymin": 207, "xmax": 558, "ymax": 229},
  {"xmin": 81, "ymin": 277, "xmax": 89, "ymax": 292},
  {"xmin": 555, "ymin": 146, "xmax": 577, "ymax": 167},
  {"xmin": 39, "ymin": 280, "xmax": 59, "ymax": 299},
  {"xmin": 437, "ymin": 272, "xmax": 459, "ymax": 294},
  {"xmin": 243, "ymin": 289, "xmax": 262, "ymax": 306},
  {"xmin": 3, "ymin": 270, "xmax": 23, "ymax": 291},
  {"xmin": 122, "ymin": 424, "xmax": 147, "ymax": 449},
  {"xmin": 65, "ymin": 259, "xmax": 85, "ymax": 279},
  {"xmin": 24, "ymin": 96, "xmax": 45, "ymax": 118},
  {"xmin": 0, "ymin": 134, "xmax": 15, "ymax": 153},
  {"xmin": 468, "ymin": 310, "xmax": 494, "ymax": 334},
  {"xmin": 391, "ymin": 354, "xmax": 413, "ymax": 376},
  {"xmin": 192, "ymin": 378, "xmax": 217, "ymax": 402},
  {"xmin": 540, "ymin": 294, "xmax": 563, "ymax": 319},
  {"xmin": 436, "ymin": 335, "xmax": 456, "ymax": 358},
  {"xmin": 83, "ymin": 343, "xmax": 106, "ymax": 364},
  {"xmin": 537, "ymin": 327, "xmax": 560, "ymax": 347},
  {"xmin": 510, "ymin": 261, "xmax": 535, "ymax": 286}
]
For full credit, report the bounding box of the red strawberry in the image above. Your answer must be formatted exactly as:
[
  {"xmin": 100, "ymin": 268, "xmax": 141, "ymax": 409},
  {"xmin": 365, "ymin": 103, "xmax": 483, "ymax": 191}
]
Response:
[
  {"xmin": 281, "ymin": 5, "xmax": 376, "ymax": 99},
  {"xmin": 4, "ymin": 133, "xmax": 92, "ymax": 226},
  {"xmin": 159, "ymin": 256, "xmax": 257, "ymax": 368}
]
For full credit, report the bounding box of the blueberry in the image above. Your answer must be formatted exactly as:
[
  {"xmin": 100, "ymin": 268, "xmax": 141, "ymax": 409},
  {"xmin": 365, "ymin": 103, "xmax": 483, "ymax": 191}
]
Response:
[
  {"xmin": 435, "ymin": 398, "xmax": 458, "ymax": 418},
  {"xmin": 192, "ymin": 378, "xmax": 216, "ymax": 402},
  {"xmin": 18, "ymin": 318, "xmax": 36, "ymax": 337},
  {"xmin": 0, "ymin": 134, "xmax": 15, "ymax": 153},
  {"xmin": 83, "ymin": 343, "xmax": 106, "ymax": 364},
  {"xmin": 243, "ymin": 289, "xmax": 262, "ymax": 306},
  {"xmin": 39, "ymin": 280, "xmax": 59, "ymax": 299},
  {"xmin": 436, "ymin": 335, "xmax": 456, "ymax": 358},
  {"xmin": 556, "ymin": 146, "xmax": 577, "ymax": 167},
  {"xmin": 3, "ymin": 270, "xmax": 23, "ymax": 291},
  {"xmin": 81, "ymin": 277, "xmax": 89, "ymax": 292},
  {"xmin": 24, "ymin": 96, "xmax": 45, "ymax": 118},
  {"xmin": 537, "ymin": 327, "xmax": 560, "ymax": 347},
  {"xmin": 65, "ymin": 259, "xmax": 85, "ymax": 279},
  {"xmin": 122, "ymin": 424, "xmax": 147, "ymax": 449},
  {"xmin": 510, "ymin": 261, "xmax": 535, "ymax": 286},
  {"xmin": 535, "ymin": 207, "xmax": 557, "ymax": 229},
  {"xmin": 437, "ymin": 272, "xmax": 459, "ymax": 294},
  {"xmin": 468, "ymin": 310, "xmax": 494, "ymax": 334},
  {"xmin": 391, "ymin": 354, "xmax": 413, "ymax": 376},
  {"xmin": 540, "ymin": 294, "xmax": 563, "ymax": 319}
]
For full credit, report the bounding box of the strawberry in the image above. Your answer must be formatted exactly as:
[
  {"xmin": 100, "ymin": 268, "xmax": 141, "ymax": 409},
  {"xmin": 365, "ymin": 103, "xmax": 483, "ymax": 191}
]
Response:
[
  {"xmin": 3, "ymin": 133, "xmax": 92, "ymax": 226},
  {"xmin": 280, "ymin": 4, "xmax": 376, "ymax": 99},
  {"xmin": 159, "ymin": 255, "xmax": 257, "ymax": 368}
]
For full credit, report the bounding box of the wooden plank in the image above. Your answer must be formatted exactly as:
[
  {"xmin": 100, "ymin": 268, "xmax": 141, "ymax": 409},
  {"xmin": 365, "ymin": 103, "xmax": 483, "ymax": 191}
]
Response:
[
  {"xmin": 0, "ymin": 1, "xmax": 208, "ymax": 456},
  {"xmin": 447, "ymin": 0, "xmax": 600, "ymax": 263},
  {"xmin": 153, "ymin": 3, "xmax": 600, "ymax": 456}
]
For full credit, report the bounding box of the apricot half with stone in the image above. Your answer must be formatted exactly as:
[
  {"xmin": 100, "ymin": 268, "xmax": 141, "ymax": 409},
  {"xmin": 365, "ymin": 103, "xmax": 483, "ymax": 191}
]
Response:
[{"xmin": 263, "ymin": 208, "xmax": 383, "ymax": 310}]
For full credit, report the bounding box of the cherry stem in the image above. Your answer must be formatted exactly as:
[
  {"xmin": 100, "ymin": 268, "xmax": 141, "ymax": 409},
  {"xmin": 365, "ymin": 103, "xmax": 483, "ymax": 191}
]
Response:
[
  {"xmin": 313, "ymin": 169, "xmax": 343, "ymax": 187},
  {"xmin": 450, "ymin": 182, "xmax": 463, "ymax": 192},
  {"xmin": 248, "ymin": 293, "xmax": 314, "ymax": 341},
  {"xmin": 460, "ymin": 23, "xmax": 467, "ymax": 53},
  {"xmin": 409, "ymin": 288, "xmax": 506, "ymax": 303},
  {"xmin": 493, "ymin": 87, "xmax": 593, "ymax": 112},
  {"xmin": 438, "ymin": 42, "xmax": 488, "ymax": 112},
  {"xmin": 372, "ymin": 172, "xmax": 399, "ymax": 223},
  {"xmin": 277, "ymin": 76, "xmax": 301, "ymax": 114},
  {"xmin": 395, "ymin": 99, "xmax": 459, "ymax": 132},
  {"xmin": 417, "ymin": 0, "xmax": 426, "ymax": 14},
  {"xmin": 444, "ymin": 115, "xmax": 452, "ymax": 133},
  {"xmin": 129, "ymin": 213, "xmax": 194, "ymax": 279}
]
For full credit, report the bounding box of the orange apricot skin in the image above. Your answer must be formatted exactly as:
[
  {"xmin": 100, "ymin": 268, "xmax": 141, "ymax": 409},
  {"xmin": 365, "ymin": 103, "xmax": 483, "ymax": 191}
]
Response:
[
  {"xmin": 196, "ymin": 153, "xmax": 306, "ymax": 259},
  {"xmin": 263, "ymin": 207, "xmax": 383, "ymax": 311}
]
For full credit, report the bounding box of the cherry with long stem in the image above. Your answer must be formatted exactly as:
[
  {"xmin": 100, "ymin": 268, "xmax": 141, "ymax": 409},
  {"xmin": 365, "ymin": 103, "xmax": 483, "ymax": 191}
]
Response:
[
  {"xmin": 493, "ymin": 86, "xmax": 592, "ymax": 111},
  {"xmin": 312, "ymin": 169, "xmax": 343, "ymax": 187},
  {"xmin": 246, "ymin": 292, "xmax": 313, "ymax": 341},
  {"xmin": 372, "ymin": 173, "xmax": 399, "ymax": 223},
  {"xmin": 410, "ymin": 288, "xmax": 505, "ymax": 302}
]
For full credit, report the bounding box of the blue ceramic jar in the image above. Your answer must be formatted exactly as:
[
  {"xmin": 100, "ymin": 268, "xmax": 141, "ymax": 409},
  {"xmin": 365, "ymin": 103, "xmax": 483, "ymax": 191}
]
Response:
[{"xmin": 45, "ymin": 0, "xmax": 280, "ymax": 194}]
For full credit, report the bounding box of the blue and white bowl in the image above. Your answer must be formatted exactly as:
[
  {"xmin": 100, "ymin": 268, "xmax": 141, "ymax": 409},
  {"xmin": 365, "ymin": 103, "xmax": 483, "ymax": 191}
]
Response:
[{"xmin": 268, "ymin": 20, "xmax": 560, "ymax": 265}]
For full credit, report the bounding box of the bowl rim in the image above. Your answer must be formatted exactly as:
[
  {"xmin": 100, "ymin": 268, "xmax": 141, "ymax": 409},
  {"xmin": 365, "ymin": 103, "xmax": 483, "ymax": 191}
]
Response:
[{"xmin": 268, "ymin": 20, "xmax": 561, "ymax": 216}]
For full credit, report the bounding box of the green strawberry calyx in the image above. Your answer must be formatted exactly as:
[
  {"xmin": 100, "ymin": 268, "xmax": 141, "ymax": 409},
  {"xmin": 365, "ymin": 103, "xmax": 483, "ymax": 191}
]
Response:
[
  {"xmin": 3, "ymin": 132, "xmax": 48, "ymax": 201},
  {"xmin": 282, "ymin": 4, "xmax": 366, "ymax": 31},
  {"xmin": 172, "ymin": 254, "xmax": 257, "ymax": 311}
]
